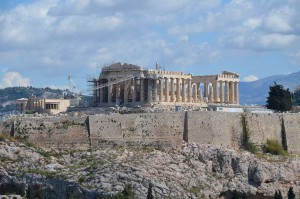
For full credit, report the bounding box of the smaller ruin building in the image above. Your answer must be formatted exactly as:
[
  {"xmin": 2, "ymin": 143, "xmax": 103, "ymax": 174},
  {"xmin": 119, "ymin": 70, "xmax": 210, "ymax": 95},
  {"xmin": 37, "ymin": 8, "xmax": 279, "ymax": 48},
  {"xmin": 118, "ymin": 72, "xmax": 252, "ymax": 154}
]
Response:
[
  {"xmin": 90, "ymin": 62, "xmax": 239, "ymax": 107},
  {"xmin": 16, "ymin": 97, "xmax": 80, "ymax": 114}
]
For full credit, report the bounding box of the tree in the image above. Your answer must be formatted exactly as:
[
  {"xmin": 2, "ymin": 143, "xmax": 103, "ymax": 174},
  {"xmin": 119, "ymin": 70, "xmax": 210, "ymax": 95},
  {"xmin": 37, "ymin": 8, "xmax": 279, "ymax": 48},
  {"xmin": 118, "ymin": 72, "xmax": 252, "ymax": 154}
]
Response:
[
  {"xmin": 274, "ymin": 190, "xmax": 278, "ymax": 199},
  {"xmin": 231, "ymin": 190, "xmax": 240, "ymax": 199},
  {"xmin": 266, "ymin": 82, "xmax": 292, "ymax": 112},
  {"xmin": 147, "ymin": 183, "xmax": 154, "ymax": 199},
  {"xmin": 121, "ymin": 184, "xmax": 134, "ymax": 199},
  {"xmin": 278, "ymin": 190, "xmax": 283, "ymax": 199},
  {"xmin": 292, "ymin": 86, "xmax": 300, "ymax": 106},
  {"xmin": 288, "ymin": 187, "xmax": 296, "ymax": 199},
  {"xmin": 274, "ymin": 190, "xmax": 283, "ymax": 199}
]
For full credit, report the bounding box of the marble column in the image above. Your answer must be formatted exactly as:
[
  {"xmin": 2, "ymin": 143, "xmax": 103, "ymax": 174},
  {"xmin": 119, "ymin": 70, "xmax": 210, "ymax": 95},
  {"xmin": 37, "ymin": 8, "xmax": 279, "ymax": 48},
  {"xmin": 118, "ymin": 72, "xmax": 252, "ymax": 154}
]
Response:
[
  {"xmin": 140, "ymin": 78, "xmax": 144, "ymax": 102},
  {"xmin": 204, "ymin": 81, "xmax": 208, "ymax": 98},
  {"xmin": 225, "ymin": 81, "xmax": 229, "ymax": 103},
  {"xmin": 124, "ymin": 80, "xmax": 128, "ymax": 103},
  {"xmin": 229, "ymin": 81, "xmax": 234, "ymax": 104},
  {"xmin": 198, "ymin": 87, "xmax": 202, "ymax": 101},
  {"xmin": 182, "ymin": 78, "xmax": 186, "ymax": 102},
  {"xmin": 147, "ymin": 78, "xmax": 152, "ymax": 103},
  {"xmin": 132, "ymin": 78, "xmax": 136, "ymax": 102},
  {"xmin": 187, "ymin": 78, "xmax": 192, "ymax": 103},
  {"xmin": 165, "ymin": 77, "xmax": 169, "ymax": 102},
  {"xmin": 213, "ymin": 80, "xmax": 218, "ymax": 103},
  {"xmin": 176, "ymin": 78, "xmax": 180, "ymax": 102},
  {"xmin": 219, "ymin": 81, "xmax": 223, "ymax": 103},
  {"xmin": 234, "ymin": 81, "xmax": 239, "ymax": 104},
  {"xmin": 98, "ymin": 80, "xmax": 101, "ymax": 104},
  {"xmin": 159, "ymin": 79, "xmax": 163, "ymax": 102},
  {"xmin": 108, "ymin": 79, "xmax": 112, "ymax": 104},
  {"xmin": 153, "ymin": 79, "xmax": 157, "ymax": 102},
  {"xmin": 100, "ymin": 80, "xmax": 104, "ymax": 104},
  {"xmin": 93, "ymin": 81, "xmax": 97, "ymax": 104},
  {"xmin": 170, "ymin": 78, "xmax": 175, "ymax": 102},
  {"xmin": 209, "ymin": 85, "xmax": 213, "ymax": 102},
  {"xmin": 193, "ymin": 84, "xmax": 198, "ymax": 103}
]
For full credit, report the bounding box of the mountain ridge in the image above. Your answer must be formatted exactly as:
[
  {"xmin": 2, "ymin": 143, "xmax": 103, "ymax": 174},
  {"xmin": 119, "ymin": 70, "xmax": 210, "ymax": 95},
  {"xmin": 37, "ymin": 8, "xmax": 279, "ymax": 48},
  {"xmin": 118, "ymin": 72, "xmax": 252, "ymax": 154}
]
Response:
[{"xmin": 239, "ymin": 71, "xmax": 300, "ymax": 105}]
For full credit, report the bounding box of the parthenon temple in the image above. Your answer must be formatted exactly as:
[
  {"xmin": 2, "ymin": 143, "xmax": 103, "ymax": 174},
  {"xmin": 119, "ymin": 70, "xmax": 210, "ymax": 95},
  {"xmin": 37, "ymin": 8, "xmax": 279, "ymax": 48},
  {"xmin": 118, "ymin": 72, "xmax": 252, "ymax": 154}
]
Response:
[{"xmin": 91, "ymin": 62, "xmax": 239, "ymax": 107}]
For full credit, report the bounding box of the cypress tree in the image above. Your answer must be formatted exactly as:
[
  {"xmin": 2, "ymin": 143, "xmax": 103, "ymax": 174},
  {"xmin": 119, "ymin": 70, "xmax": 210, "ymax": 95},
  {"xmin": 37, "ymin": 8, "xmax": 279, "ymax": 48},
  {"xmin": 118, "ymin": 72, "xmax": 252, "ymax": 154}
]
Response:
[
  {"xmin": 288, "ymin": 187, "xmax": 296, "ymax": 199},
  {"xmin": 266, "ymin": 82, "xmax": 292, "ymax": 112},
  {"xmin": 274, "ymin": 190, "xmax": 278, "ymax": 199},
  {"xmin": 278, "ymin": 190, "xmax": 283, "ymax": 199},
  {"xmin": 147, "ymin": 183, "xmax": 154, "ymax": 199},
  {"xmin": 231, "ymin": 190, "xmax": 240, "ymax": 199}
]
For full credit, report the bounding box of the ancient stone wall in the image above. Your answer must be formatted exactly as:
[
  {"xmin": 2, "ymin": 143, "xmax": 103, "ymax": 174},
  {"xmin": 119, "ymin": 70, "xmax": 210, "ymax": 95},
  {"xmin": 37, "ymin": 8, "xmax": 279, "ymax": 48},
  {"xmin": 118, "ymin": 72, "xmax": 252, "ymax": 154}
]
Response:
[
  {"xmin": 244, "ymin": 113, "xmax": 282, "ymax": 146},
  {"xmin": 187, "ymin": 111, "xmax": 243, "ymax": 148},
  {"xmin": 0, "ymin": 116, "xmax": 90, "ymax": 151},
  {"xmin": 283, "ymin": 114, "xmax": 300, "ymax": 153},
  {"xmin": 1, "ymin": 112, "xmax": 300, "ymax": 153},
  {"xmin": 89, "ymin": 112, "xmax": 184, "ymax": 149}
]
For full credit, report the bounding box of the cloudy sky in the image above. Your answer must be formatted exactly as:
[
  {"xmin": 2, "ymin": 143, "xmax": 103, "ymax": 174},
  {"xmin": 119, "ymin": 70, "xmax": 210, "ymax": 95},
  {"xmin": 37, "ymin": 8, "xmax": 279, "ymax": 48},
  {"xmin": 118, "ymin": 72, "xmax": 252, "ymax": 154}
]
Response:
[{"xmin": 1, "ymin": 0, "xmax": 300, "ymax": 91}]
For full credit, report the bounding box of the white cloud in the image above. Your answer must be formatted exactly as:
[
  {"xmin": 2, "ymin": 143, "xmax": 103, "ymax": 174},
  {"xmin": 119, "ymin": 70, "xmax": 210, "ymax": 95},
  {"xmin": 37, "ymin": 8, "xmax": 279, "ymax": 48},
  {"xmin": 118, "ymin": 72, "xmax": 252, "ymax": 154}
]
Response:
[
  {"xmin": 264, "ymin": 7, "xmax": 293, "ymax": 33},
  {"xmin": 243, "ymin": 18, "xmax": 262, "ymax": 29},
  {"xmin": 243, "ymin": 75, "xmax": 258, "ymax": 82},
  {"xmin": 0, "ymin": 71, "xmax": 31, "ymax": 88},
  {"xmin": 259, "ymin": 34, "xmax": 297, "ymax": 48},
  {"xmin": 1, "ymin": 0, "xmax": 300, "ymax": 86}
]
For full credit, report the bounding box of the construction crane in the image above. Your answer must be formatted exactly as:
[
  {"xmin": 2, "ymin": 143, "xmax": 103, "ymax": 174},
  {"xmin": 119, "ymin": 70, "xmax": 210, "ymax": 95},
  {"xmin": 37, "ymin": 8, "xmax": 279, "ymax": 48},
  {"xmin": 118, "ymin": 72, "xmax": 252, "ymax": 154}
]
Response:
[{"xmin": 66, "ymin": 75, "xmax": 85, "ymax": 98}]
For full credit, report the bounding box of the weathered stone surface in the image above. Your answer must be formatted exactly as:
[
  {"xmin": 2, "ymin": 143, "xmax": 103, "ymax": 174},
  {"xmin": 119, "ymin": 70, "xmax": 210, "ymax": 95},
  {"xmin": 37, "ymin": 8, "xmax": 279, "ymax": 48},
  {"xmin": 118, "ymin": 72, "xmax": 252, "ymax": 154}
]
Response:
[
  {"xmin": 1, "ymin": 137, "xmax": 300, "ymax": 199},
  {"xmin": 89, "ymin": 112, "xmax": 184, "ymax": 149},
  {"xmin": 1, "ymin": 112, "xmax": 300, "ymax": 153}
]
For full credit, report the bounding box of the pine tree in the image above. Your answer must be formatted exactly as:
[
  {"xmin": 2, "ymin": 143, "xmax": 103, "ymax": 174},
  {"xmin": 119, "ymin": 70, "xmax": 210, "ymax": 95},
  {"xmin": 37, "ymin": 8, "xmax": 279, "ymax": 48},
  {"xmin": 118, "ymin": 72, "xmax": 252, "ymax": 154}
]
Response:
[
  {"xmin": 288, "ymin": 187, "xmax": 296, "ymax": 199},
  {"xmin": 231, "ymin": 190, "xmax": 240, "ymax": 199},
  {"xmin": 292, "ymin": 86, "xmax": 300, "ymax": 106},
  {"xmin": 266, "ymin": 82, "xmax": 292, "ymax": 112},
  {"xmin": 278, "ymin": 190, "xmax": 283, "ymax": 199},
  {"xmin": 147, "ymin": 183, "xmax": 154, "ymax": 199},
  {"xmin": 274, "ymin": 190, "xmax": 279, "ymax": 199},
  {"xmin": 121, "ymin": 184, "xmax": 134, "ymax": 199}
]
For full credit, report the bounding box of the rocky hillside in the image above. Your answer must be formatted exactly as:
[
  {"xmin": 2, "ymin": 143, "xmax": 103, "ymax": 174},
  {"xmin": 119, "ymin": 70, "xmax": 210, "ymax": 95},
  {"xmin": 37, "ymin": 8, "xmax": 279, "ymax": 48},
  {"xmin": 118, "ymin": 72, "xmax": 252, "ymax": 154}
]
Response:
[{"xmin": 0, "ymin": 136, "xmax": 299, "ymax": 199}]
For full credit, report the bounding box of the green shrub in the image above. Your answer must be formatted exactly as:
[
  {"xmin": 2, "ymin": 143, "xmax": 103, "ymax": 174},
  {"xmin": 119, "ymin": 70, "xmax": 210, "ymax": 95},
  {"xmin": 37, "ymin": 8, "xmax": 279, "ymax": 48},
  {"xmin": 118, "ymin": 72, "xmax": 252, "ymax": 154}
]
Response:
[
  {"xmin": 0, "ymin": 133, "xmax": 6, "ymax": 141},
  {"xmin": 263, "ymin": 139, "xmax": 288, "ymax": 156},
  {"xmin": 78, "ymin": 175, "xmax": 86, "ymax": 183},
  {"xmin": 114, "ymin": 184, "xmax": 135, "ymax": 199}
]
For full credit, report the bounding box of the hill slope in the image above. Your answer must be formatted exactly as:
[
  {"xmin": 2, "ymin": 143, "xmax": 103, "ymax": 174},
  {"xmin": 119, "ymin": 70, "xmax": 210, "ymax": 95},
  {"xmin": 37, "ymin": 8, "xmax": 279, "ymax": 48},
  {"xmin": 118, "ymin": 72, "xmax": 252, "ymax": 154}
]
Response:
[{"xmin": 239, "ymin": 71, "xmax": 300, "ymax": 105}]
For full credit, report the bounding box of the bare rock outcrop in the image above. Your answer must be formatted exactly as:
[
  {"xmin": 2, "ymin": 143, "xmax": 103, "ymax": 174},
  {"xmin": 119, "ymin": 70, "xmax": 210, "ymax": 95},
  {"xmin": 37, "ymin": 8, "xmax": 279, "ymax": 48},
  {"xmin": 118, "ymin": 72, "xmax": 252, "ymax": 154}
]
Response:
[{"xmin": 0, "ymin": 138, "xmax": 299, "ymax": 199}]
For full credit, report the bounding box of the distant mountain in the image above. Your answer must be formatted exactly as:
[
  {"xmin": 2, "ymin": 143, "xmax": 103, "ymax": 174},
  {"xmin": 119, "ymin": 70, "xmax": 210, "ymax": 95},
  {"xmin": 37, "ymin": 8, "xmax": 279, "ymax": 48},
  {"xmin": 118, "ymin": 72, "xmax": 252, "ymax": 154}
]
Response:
[
  {"xmin": 0, "ymin": 86, "xmax": 63, "ymax": 112},
  {"xmin": 239, "ymin": 71, "xmax": 300, "ymax": 105}
]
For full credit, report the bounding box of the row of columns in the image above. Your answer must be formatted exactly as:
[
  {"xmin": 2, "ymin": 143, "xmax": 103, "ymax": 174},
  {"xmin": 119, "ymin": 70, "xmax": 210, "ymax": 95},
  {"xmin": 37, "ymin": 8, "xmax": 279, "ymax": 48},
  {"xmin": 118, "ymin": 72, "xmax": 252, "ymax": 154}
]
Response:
[
  {"xmin": 94, "ymin": 77, "xmax": 239, "ymax": 105},
  {"xmin": 200, "ymin": 80, "xmax": 239, "ymax": 104}
]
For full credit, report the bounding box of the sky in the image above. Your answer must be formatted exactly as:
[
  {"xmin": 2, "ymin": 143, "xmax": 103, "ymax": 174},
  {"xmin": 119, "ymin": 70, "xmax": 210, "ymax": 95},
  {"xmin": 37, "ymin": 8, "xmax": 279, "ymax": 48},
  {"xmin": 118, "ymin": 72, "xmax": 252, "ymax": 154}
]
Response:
[{"xmin": 0, "ymin": 0, "xmax": 300, "ymax": 92}]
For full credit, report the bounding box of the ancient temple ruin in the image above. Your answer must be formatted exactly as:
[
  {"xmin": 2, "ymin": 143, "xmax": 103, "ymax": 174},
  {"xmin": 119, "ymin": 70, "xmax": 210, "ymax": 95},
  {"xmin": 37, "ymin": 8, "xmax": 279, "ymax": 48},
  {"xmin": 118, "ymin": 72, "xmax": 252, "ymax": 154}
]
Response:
[{"xmin": 90, "ymin": 62, "xmax": 239, "ymax": 107}]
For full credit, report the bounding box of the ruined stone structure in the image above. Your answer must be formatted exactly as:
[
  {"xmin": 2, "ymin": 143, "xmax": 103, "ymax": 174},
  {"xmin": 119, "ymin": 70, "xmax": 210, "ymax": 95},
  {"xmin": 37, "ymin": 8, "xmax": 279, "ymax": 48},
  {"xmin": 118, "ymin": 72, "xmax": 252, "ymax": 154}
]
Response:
[
  {"xmin": 15, "ymin": 97, "xmax": 80, "ymax": 115},
  {"xmin": 91, "ymin": 63, "xmax": 239, "ymax": 106}
]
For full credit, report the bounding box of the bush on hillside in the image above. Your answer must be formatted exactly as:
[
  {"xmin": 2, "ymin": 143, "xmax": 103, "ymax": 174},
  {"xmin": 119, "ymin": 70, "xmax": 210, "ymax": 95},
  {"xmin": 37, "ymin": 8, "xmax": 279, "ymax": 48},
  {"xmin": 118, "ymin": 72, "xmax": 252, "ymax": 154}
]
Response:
[{"xmin": 263, "ymin": 139, "xmax": 288, "ymax": 156}]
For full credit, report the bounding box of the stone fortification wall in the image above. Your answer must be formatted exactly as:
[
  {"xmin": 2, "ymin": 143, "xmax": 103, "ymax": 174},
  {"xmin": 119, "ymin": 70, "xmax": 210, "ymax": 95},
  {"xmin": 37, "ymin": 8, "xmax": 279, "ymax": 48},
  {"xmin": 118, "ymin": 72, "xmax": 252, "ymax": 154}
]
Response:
[
  {"xmin": 187, "ymin": 111, "xmax": 243, "ymax": 148},
  {"xmin": 244, "ymin": 113, "xmax": 282, "ymax": 146},
  {"xmin": 1, "ymin": 112, "xmax": 299, "ymax": 153},
  {"xmin": 89, "ymin": 112, "xmax": 184, "ymax": 148},
  {"xmin": 283, "ymin": 114, "xmax": 300, "ymax": 153},
  {"xmin": 0, "ymin": 116, "xmax": 90, "ymax": 151}
]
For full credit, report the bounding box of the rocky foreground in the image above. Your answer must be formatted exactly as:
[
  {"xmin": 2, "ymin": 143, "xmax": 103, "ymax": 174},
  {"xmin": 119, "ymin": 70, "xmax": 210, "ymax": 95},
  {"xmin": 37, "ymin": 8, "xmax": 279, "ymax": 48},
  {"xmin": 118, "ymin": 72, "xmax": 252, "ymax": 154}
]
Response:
[{"xmin": 0, "ymin": 138, "xmax": 299, "ymax": 199}]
